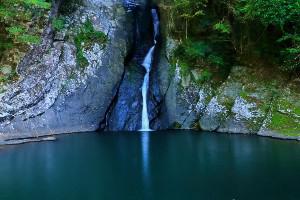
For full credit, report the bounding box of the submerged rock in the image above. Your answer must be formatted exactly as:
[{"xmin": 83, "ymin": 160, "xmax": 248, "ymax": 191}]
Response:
[{"xmin": 0, "ymin": 136, "xmax": 56, "ymax": 146}]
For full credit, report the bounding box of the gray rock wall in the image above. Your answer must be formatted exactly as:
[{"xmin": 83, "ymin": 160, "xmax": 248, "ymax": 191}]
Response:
[
  {"xmin": 156, "ymin": 39, "xmax": 300, "ymax": 140},
  {"xmin": 0, "ymin": 0, "xmax": 133, "ymax": 140}
]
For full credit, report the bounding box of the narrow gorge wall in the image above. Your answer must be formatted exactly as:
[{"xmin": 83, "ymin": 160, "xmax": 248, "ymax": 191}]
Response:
[
  {"xmin": 104, "ymin": 3, "xmax": 162, "ymax": 131},
  {"xmin": 0, "ymin": 0, "xmax": 135, "ymax": 140}
]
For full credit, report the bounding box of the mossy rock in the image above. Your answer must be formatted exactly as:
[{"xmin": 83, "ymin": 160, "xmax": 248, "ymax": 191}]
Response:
[
  {"xmin": 259, "ymin": 78, "xmax": 300, "ymax": 140},
  {"xmin": 201, "ymin": 66, "xmax": 285, "ymax": 134},
  {"xmin": 74, "ymin": 20, "xmax": 107, "ymax": 68}
]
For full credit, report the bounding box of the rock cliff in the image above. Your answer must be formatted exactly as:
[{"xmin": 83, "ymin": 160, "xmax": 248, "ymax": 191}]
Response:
[
  {"xmin": 0, "ymin": 0, "xmax": 134, "ymax": 141},
  {"xmin": 157, "ymin": 39, "xmax": 300, "ymax": 140}
]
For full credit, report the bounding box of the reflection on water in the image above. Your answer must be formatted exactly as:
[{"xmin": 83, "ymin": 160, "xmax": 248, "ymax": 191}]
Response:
[
  {"xmin": 141, "ymin": 132, "xmax": 151, "ymax": 198},
  {"xmin": 141, "ymin": 132, "xmax": 150, "ymax": 179},
  {"xmin": 0, "ymin": 131, "xmax": 299, "ymax": 200}
]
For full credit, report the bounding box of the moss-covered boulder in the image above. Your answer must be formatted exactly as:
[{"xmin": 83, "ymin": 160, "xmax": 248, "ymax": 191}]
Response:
[
  {"xmin": 258, "ymin": 78, "xmax": 300, "ymax": 140},
  {"xmin": 199, "ymin": 66, "xmax": 285, "ymax": 134}
]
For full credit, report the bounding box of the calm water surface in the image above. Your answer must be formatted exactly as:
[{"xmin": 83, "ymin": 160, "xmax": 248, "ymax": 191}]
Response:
[{"xmin": 0, "ymin": 131, "xmax": 299, "ymax": 200}]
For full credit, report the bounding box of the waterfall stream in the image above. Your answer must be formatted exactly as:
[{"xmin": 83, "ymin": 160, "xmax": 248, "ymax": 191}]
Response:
[{"xmin": 140, "ymin": 8, "xmax": 160, "ymax": 131}]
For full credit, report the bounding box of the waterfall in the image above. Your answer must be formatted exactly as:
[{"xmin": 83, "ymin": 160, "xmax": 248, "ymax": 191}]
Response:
[{"xmin": 140, "ymin": 8, "xmax": 160, "ymax": 131}]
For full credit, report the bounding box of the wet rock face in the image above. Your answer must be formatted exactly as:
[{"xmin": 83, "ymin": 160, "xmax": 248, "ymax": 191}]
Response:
[
  {"xmin": 0, "ymin": 0, "xmax": 133, "ymax": 138},
  {"xmin": 154, "ymin": 3, "xmax": 300, "ymax": 140},
  {"xmin": 258, "ymin": 78, "xmax": 300, "ymax": 140},
  {"xmin": 158, "ymin": 43, "xmax": 300, "ymax": 140},
  {"xmin": 160, "ymin": 63, "xmax": 278, "ymax": 133},
  {"xmin": 154, "ymin": 28, "xmax": 299, "ymax": 139},
  {"xmin": 106, "ymin": 63, "xmax": 144, "ymax": 131},
  {"xmin": 105, "ymin": 3, "xmax": 161, "ymax": 131},
  {"xmin": 198, "ymin": 66, "xmax": 277, "ymax": 134}
]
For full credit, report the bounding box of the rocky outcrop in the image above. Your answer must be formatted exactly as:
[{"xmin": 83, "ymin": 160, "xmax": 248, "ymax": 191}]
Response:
[
  {"xmin": 156, "ymin": 38, "xmax": 214, "ymax": 130},
  {"xmin": 258, "ymin": 78, "xmax": 300, "ymax": 140},
  {"xmin": 154, "ymin": 2, "xmax": 300, "ymax": 140},
  {"xmin": 199, "ymin": 66, "xmax": 284, "ymax": 134},
  {"xmin": 157, "ymin": 42, "xmax": 300, "ymax": 140},
  {"xmin": 0, "ymin": 0, "xmax": 134, "ymax": 141}
]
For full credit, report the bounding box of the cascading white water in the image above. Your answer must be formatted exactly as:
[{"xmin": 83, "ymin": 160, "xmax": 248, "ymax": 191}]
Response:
[{"xmin": 140, "ymin": 9, "xmax": 160, "ymax": 131}]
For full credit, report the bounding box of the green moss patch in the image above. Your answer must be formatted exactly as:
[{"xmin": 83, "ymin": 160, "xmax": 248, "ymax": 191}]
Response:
[
  {"xmin": 74, "ymin": 20, "xmax": 107, "ymax": 68},
  {"xmin": 52, "ymin": 17, "xmax": 65, "ymax": 31},
  {"xmin": 267, "ymin": 84, "xmax": 300, "ymax": 137},
  {"xmin": 269, "ymin": 112, "xmax": 300, "ymax": 137}
]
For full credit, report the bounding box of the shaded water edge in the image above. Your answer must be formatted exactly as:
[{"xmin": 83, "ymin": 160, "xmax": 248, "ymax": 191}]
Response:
[{"xmin": 1, "ymin": 128, "xmax": 299, "ymax": 146}]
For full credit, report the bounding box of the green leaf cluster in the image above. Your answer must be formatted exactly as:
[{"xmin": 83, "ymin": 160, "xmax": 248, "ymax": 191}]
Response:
[
  {"xmin": 52, "ymin": 17, "xmax": 65, "ymax": 31},
  {"xmin": 0, "ymin": 0, "xmax": 50, "ymax": 84},
  {"xmin": 0, "ymin": 0, "xmax": 51, "ymax": 47},
  {"xmin": 162, "ymin": 0, "xmax": 300, "ymax": 73},
  {"xmin": 173, "ymin": 39, "xmax": 225, "ymax": 78},
  {"xmin": 234, "ymin": 0, "xmax": 300, "ymax": 71},
  {"xmin": 74, "ymin": 20, "xmax": 107, "ymax": 68}
]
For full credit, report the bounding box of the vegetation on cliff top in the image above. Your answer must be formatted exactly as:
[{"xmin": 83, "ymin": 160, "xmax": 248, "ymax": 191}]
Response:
[
  {"xmin": 0, "ymin": 0, "xmax": 107, "ymax": 84},
  {"xmin": 0, "ymin": 0, "xmax": 51, "ymax": 86},
  {"xmin": 158, "ymin": 0, "xmax": 300, "ymax": 80}
]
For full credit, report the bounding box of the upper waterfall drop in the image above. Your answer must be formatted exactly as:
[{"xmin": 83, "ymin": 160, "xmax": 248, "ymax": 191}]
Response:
[
  {"xmin": 151, "ymin": 9, "xmax": 160, "ymax": 42},
  {"xmin": 140, "ymin": 8, "xmax": 160, "ymax": 131}
]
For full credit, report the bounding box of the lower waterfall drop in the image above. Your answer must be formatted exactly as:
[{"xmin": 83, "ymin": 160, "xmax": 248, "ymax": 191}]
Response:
[{"xmin": 140, "ymin": 8, "xmax": 159, "ymax": 131}]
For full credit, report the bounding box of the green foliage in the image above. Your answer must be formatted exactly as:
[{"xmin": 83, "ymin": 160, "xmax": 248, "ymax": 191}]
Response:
[
  {"xmin": 173, "ymin": 0, "xmax": 206, "ymax": 20},
  {"xmin": 207, "ymin": 54, "xmax": 225, "ymax": 67},
  {"xmin": 232, "ymin": 0, "xmax": 300, "ymax": 71},
  {"xmin": 52, "ymin": 17, "xmax": 65, "ymax": 31},
  {"xmin": 74, "ymin": 20, "xmax": 107, "ymax": 68},
  {"xmin": 163, "ymin": 0, "xmax": 207, "ymax": 38},
  {"xmin": 0, "ymin": 0, "xmax": 51, "ymax": 45},
  {"xmin": 213, "ymin": 21, "xmax": 231, "ymax": 34},
  {"xmin": 277, "ymin": 34, "xmax": 300, "ymax": 71},
  {"xmin": 197, "ymin": 69, "xmax": 212, "ymax": 83},
  {"xmin": 172, "ymin": 122, "xmax": 182, "ymax": 129},
  {"xmin": 6, "ymin": 26, "xmax": 41, "ymax": 44},
  {"xmin": 163, "ymin": 0, "xmax": 300, "ymax": 72},
  {"xmin": 174, "ymin": 40, "xmax": 209, "ymax": 65},
  {"xmin": 0, "ymin": 0, "xmax": 50, "ymax": 85},
  {"xmin": 234, "ymin": 0, "xmax": 300, "ymax": 28},
  {"xmin": 173, "ymin": 38, "xmax": 227, "ymax": 78}
]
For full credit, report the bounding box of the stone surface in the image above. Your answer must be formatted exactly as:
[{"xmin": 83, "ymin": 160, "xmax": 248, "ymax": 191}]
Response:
[
  {"xmin": 106, "ymin": 2, "xmax": 162, "ymax": 131},
  {"xmin": 0, "ymin": 0, "xmax": 133, "ymax": 140},
  {"xmin": 258, "ymin": 78, "xmax": 300, "ymax": 140},
  {"xmin": 157, "ymin": 34, "xmax": 299, "ymax": 140}
]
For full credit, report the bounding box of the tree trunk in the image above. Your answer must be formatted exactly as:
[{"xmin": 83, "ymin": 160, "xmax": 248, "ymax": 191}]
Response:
[{"xmin": 185, "ymin": 19, "xmax": 188, "ymax": 39}]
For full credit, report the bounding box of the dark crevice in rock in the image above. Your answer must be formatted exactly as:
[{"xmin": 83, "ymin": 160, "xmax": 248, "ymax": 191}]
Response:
[
  {"xmin": 98, "ymin": 62, "xmax": 127, "ymax": 131},
  {"xmin": 98, "ymin": 82, "xmax": 125, "ymax": 130},
  {"xmin": 105, "ymin": 3, "xmax": 162, "ymax": 131}
]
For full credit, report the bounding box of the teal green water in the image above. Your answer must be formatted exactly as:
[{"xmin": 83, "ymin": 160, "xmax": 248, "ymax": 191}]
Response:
[{"xmin": 0, "ymin": 131, "xmax": 299, "ymax": 200}]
